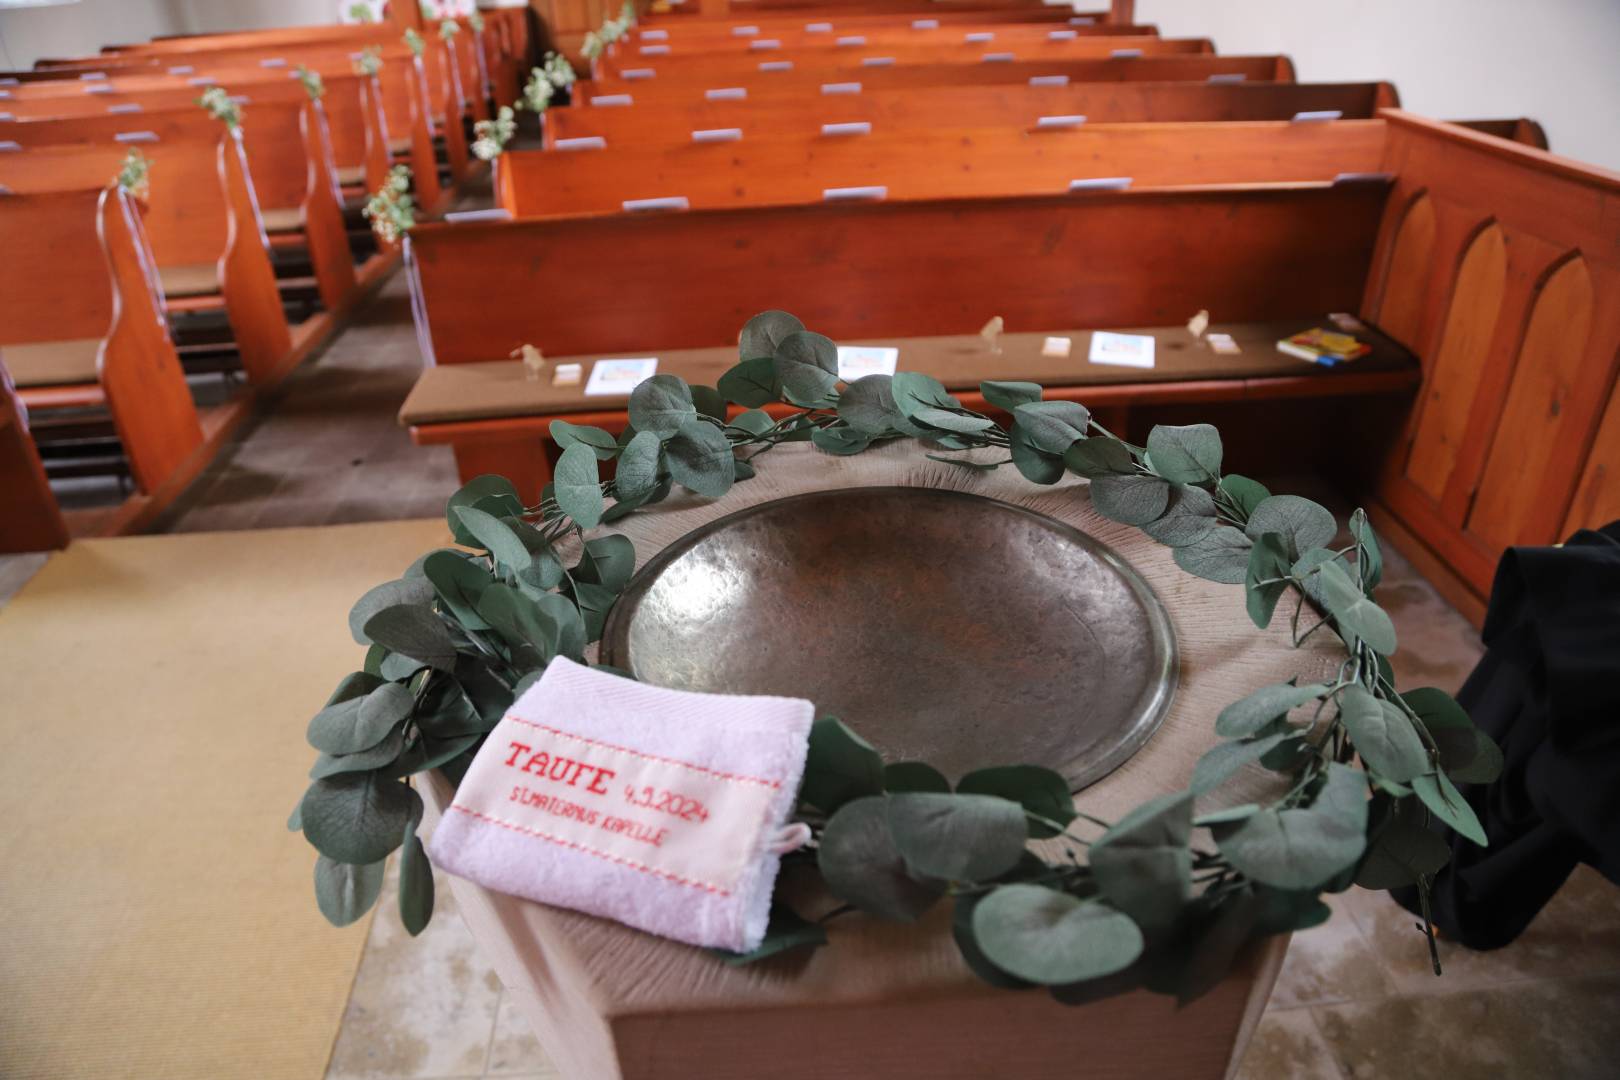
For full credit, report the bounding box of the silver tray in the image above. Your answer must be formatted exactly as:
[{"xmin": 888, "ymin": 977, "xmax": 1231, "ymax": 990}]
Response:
[{"xmin": 599, "ymin": 487, "xmax": 1177, "ymax": 790}]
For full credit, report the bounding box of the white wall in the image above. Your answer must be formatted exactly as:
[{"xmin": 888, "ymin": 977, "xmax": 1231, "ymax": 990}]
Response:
[
  {"xmin": 1138, "ymin": 0, "xmax": 1620, "ymax": 172},
  {"xmin": 0, "ymin": 0, "xmax": 183, "ymax": 68}
]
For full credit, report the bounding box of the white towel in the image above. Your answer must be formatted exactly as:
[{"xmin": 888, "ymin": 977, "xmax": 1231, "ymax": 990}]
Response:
[{"xmin": 428, "ymin": 657, "xmax": 815, "ymax": 952}]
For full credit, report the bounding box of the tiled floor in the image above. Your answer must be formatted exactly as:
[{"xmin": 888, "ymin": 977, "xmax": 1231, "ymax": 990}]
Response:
[{"xmin": 3, "ymin": 267, "xmax": 1616, "ymax": 1080}]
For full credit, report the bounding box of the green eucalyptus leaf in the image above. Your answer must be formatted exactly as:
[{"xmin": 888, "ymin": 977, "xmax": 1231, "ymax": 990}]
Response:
[
  {"xmin": 666, "ymin": 418, "xmax": 736, "ymax": 497},
  {"xmin": 614, "ymin": 430, "xmax": 663, "ymax": 503},
  {"xmin": 379, "ymin": 652, "xmax": 426, "ymax": 682},
  {"xmin": 1245, "ymin": 494, "xmax": 1337, "ymax": 561},
  {"xmin": 422, "ymin": 550, "xmax": 494, "ymax": 630},
  {"xmin": 811, "ymin": 424, "xmax": 874, "ymax": 456},
  {"xmin": 577, "ymin": 534, "xmax": 636, "ymax": 592},
  {"xmin": 1251, "ymin": 886, "xmax": 1333, "ymax": 935},
  {"xmin": 972, "ymin": 885, "xmax": 1144, "ymax": 986},
  {"xmin": 717, "ymin": 356, "xmax": 781, "ymax": 407},
  {"xmin": 800, "ymin": 716, "xmax": 884, "ymax": 813},
  {"xmin": 1013, "ymin": 401, "xmax": 1091, "ymax": 455},
  {"xmin": 446, "ymin": 475, "xmax": 524, "ymax": 544},
  {"xmin": 1145, "ymin": 423, "xmax": 1222, "ymax": 484},
  {"xmin": 1402, "ymin": 687, "xmax": 1503, "ymax": 784},
  {"xmin": 309, "ymin": 724, "xmax": 407, "ymax": 779},
  {"xmin": 1355, "ymin": 795, "xmax": 1451, "ymax": 889},
  {"xmin": 1062, "ymin": 437, "xmax": 1134, "ymax": 479},
  {"xmin": 890, "ymin": 371, "xmax": 958, "ymax": 419},
  {"xmin": 301, "ymin": 771, "xmax": 421, "ymax": 865},
  {"xmin": 1219, "ymin": 474, "xmax": 1271, "ymax": 518},
  {"xmin": 314, "ymin": 855, "xmax": 385, "ymax": 927},
  {"xmin": 348, "ymin": 578, "xmax": 435, "ymax": 645},
  {"xmin": 1090, "ymin": 792, "xmax": 1193, "ymax": 933},
  {"xmin": 952, "ymin": 893, "xmax": 1033, "ymax": 989},
  {"xmin": 956, "ymin": 765, "xmax": 1075, "ymax": 839},
  {"xmin": 1215, "ymin": 680, "xmax": 1329, "ymax": 738},
  {"xmin": 1412, "ymin": 770, "xmax": 1487, "ymax": 846},
  {"xmin": 1009, "ymin": 425, "xmax": 1064, "ymax": 485},
  {"xmin": 548, "ymin": 419, "xmax": 619, "ymax": 460},
  {"xmin": 399, "ymin": 829, "xmax": 435, "ymax": 936},
  {"xmin": 980, "ymin": 380, "xmax": 1042, "ymax": 412},
  {"xmin": 1213, "ymin": 762, "xmax": 1369, "ymax": 890},
  {"xmin": 909, "ymin": 405, "xmax": 997, "ymax": 435},
  {"xmin": 1190, "ymin": 733, "xmax": 1288, "ymax": 794},
  {"xmin": 690, "ymin": 383, "xmax": 727, "ymax": 422},
  {"xmin": 627, "ymin": 374, "xmax": 697, "ymax": 438},
  {"xmin": 1290, "ymin": 546, "xmax": 1338, "ymax": 608},
  {"xmin": 818, "ymin": 796, "xmax": 944, "ymax": 922},
  {"xmin": 1337, "ymin": 685, "xmax": 1429, "ymax": 783},
  {"xmin": 1244, "ymin": 532, "xmax": 1292, "ymax": 629},
  {"xmin": 362, "ymin": 605, "xmax": 456, "ymax": 672},
  {"xmin": 773, "ymin": 331, "xmax": 839, "ymax": 406},
  {"xmin": 475, "ymin": 584, "xmax": 558, "ymax": 669},
  {"xmin": 739, "ymin": 309, "xmax": 805, "ymax": 360},
  {"xmin": 883, "ymin": 761, "xmax": 951, "ymax": 794},
  {"xmin": 1172, "ymin": 525, "xmax": 1252, "ymax": 584},
  {"xmin": 306, "ymin": 674, "xmax": 389, "ymax": 752},
  {"xmin": 1317, "ymin": 560, "xmax": 1397, "ymax": 655},
  {"xmin": 1349, "ymin": 507, "xmax": 1383, "ymax": 592},
  {"xmin": 886, "ymin": 793, "xmax": 1029, "ymax": 882},
  {"xmin": 553, "ymin": 443, "xmax": 604, "ymax": 528},
  {"xmin": 568, "ymin": 579, "xmax": 616, "ymax": 643},
  {"xmin": 714, "ymin": 904, "xmax": 827, "ymax": 965},
  {"xmin": 451, "ymin": 506, "xmax": 532, "ymax": 573},
  {"xmin": 728, "ymin": 407, "xmax": 776, "ymax": 437},
  {"xmin": 1140, "ymin": 483, "xmax": 1217, "ymax": 548},
  {"xmin": 1091, "ymin": 474, "xmax": 1171, "ymax": 526}
]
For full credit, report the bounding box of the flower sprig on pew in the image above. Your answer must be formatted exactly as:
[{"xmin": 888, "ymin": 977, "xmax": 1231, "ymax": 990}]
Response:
[
  {"xmin": 116, "ymin": 148, "xmax": 150, "ymax": 201},
  {"xmin": 543, "ymin": 51, "xmax": 576, "ymax": 90},
  {"xmin": 472, "ymin": 107, "xmax": 516, "ymax": 161},
  {"xmin": 438, "ymin": 19, "xmax": 459, "ymax": 43},
  {"xmin": 352, "ymin": 46, "xmax": 383, "ymax": 78},
  {"xmin": 196, "ymin": 86, "xmax": 242, "ymax": 130},
  {"xmin": 345, "ymin": 2, "xmax": 377, "ymax": 24},
  {"xmin": 294, "ymin": 65, "xmax": 325, "ymax": 101},
  {"xmin": 403, "ymin": 28, "xmax": 426, "ymax": 59},
  {"xmin": 468, "ymin": 9, "xmax": 484, "ymax": 34},
  {"xmin": 519, "ymin": 68, "xmax": 554, "ymax": 113},
  {"xmin": 293, "ymin": 311, "xmax": 1499, "ymax": 998},
  {"xmin": 362, "ymin": 166, "xmax": 415, "ymax": 245}
]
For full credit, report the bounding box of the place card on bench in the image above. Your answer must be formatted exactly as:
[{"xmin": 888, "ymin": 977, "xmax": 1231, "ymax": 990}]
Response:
[
  {"xmin": 259, "ymin": 58, "xmax": 287, "ymax": 68},
  {"xmin": 443, "ymin": 209, "xmax": 514, "ymax": 223},
  {"xmin": 731, "ymin": 25, "xmax": 759, "ymax": 36},
  {"xmin": 862, "ymin": 57, "xmax": 895, "ymax": 67},
  {"xmin": 836, "ymin": 35, "xmax": 867, "ymax": 47},
  {"xmin": 1292, "ymin": 110, "xmax": 1344, "ymax": 122},
  {"xmin": 821, "ymin": 82, "xmax": 861, "ymax": 95},
  {"xmin": 805, "ymin": 22, "xmax": 832, "ymax": 33},
  {"xmin": 821, "ymin": 121, "xmax": 871, "ymax": 137},
  {"xmin": 187, "ymin": 76, "xmax": 218, "ymax": 86},
  {"xmin": 107, "ymin": 103, "xmax": 144, "ymax": 114},
  {"xmin": 1048, "ymin": 29, "xmax": 1077, "ymax": 40},
  {"xmin": 85, "ymin": 84, "xmax": 115, "ymax": 95},
  {"xmin": 1207, "ymin": 73, "xmax": 1247, "ymax": 83},
  {"xmin": 1112, "ymin": 48, "xmax": 1145, "ymax": 59},
  {"xmin": 759, "ymin": 60, "xmax": 794, "ymax": 72},
  {"xmin": 584, "ymin": 358, "xmax": 659, "ymax": 396},
  {"xmin": 79, "ymin": 71, "xmax": 108, "ymax": 80},
  {"xmin": 706, "ymin": 86, "xmax": 747, "ymax": 101},
  {"xmin": 591, "ymin": 94, "xmax": 633, "ymax": 107},
  {"xmin": 911, "ymin": 19, "xmax": 939, "ymax": 30},
  {"xmin": 837, "ymin": 345, "xmax": 898, "ymax": 379},
  {"xmin": 1089, "ymin": 331, "xmax": 1156, "ymax": 369},
  {"xmin": 0, "ymin": 77, "xmax": 18, "ymax": 86},
  {"xmin": 554, "ymin": 136, "xmax": 607, "ymax": 151},
  {"xmin": 982, "ymin": 53, "xmax": 1016, "ymax": 63},
  {"xmin": 1036, "ymin": 114, "xmax": 1087, "ymax": 129},
  {"xmin": 0, "ymin": 141, "xmax": 22, "ymax": 153},
  {"xmin": 0, "ymin": 182, "xmax": 13, "ymax": 194},
  {"xmin": 1068, "ymin": 176, "xmax": 1133, "ymax": 192},
  {"xmin": 114, "ymin": 131, "xmax": 159, "ymax": 143},
  {"xmin": 749, "ymin": 39, "xmax": 782, "ymax": 50},
  {"xmin": 639, "ymin": 45, "xmax": 670, "ymax": 56},
  {"xmin": 823, "ymin": 185, "xmax": 887, "ymax": 202},
  {"xmin": 0, "ymin": 114, "xmax": 12, "ymax": 122},
  {"xmin": 1030, "ymin": 75, "xmax": 1070, "ymax": 87},
  {"xmin": 621, "ymin": 68, "xmax": 656, "ymax": 80},
  {"xmin": 167, "ymin": 66, "xmax": 195, "ymax": 75},
  {"xmin": 1071, "ymin": 15, "xmax": 1097, "ymax": 24},
  {"xmin": 692, "ymin": 128, "xmax": 742, "ymax": 143},
  {"xmin": 965, "ymin": 32, "xmax": 995, "ymax": 43},
  {"xmin": 623, "ymin": 196, "xmax": 690, "ymax": 213},
  {"xmin": 641, "ymin": 29, "xmax": 668, "ymax": 41}
]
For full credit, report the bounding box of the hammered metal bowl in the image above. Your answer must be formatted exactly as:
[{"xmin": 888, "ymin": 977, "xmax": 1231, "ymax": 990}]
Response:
[{"xmin": 600, "ymin": 487, "xmax": 1177, "ymax": 790}]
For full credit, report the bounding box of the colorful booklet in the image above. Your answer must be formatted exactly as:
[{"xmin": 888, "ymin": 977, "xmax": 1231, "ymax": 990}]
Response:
[{"xmin": 1277, "ymin": 328, "xmax": 1371, "ymax": 366}]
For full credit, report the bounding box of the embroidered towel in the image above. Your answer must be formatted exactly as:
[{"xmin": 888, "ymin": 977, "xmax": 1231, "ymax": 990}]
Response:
[{"xmin": 428, "ymin": 657, "xmax": 815, "ymax": 952}]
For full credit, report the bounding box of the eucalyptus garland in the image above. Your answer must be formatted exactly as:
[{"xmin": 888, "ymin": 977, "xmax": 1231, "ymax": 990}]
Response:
[{"xmin": 293, "ymin": 312, "xmax": 1498, "ymax": 1000}]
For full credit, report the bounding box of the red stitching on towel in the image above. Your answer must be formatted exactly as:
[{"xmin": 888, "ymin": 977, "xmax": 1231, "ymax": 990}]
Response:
[
  {"xmin": 449, "ymin": 804, "xmax": 734, "ymax": 896},
  {"xmin": 505, "ymin": 715, "xmax": 783, "ymax": 790}
]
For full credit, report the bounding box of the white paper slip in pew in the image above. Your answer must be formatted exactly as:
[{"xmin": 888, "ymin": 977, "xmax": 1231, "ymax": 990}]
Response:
[
  {"xmin": 1292, "ymin": 110, "xmax": 1344, "ymax": 122},
  {"xmin": 692, "ymin": 128, "xmax": 743, "ymax": 143},
  {"xmin": 837, "ymin": 36, "xmax": 867, "ymax": 47},
  {"xmin": 114, "ymin": 131, "xmax": 159, "ymax": 143},
  {"xmin": 621, "ymin": 68, "xmax": 656, "ymax": 80},
  {"xmin": 639, "ymin": 45, "xmax": 670, "ymax": 56},
  {"xmin": 1049, "ymin": 30, "xmax": 1077, "ymax": 41},
  {"xmin": 823, "ymin": 186, "xmax": 887, "ymax": 202},
  {"xmin": 749, "ymin": 39, "xmax": 782, "ymax": 50},
  {"xmin": 622, "ymin": 197, "xmax": 690, "ymax": 213},
  {"xmin": 837, "ymin": 346, "xmax": 899, "ymax": 379},
  {"xmin": 1069, "ymin": 177, "xmax": 1133, "ymax": 192},
  {"xmin": 1208, "ymin": 73, "xmax": 1247, "ymax": 83},
  {"xmin": 731, "ymin": 25, "xmax": 759, "ymax": 36},
  {"xmin": 591, "ymin": 95, "xmax": 633, "ymax": 107},
  {"xmin": 585, "ymin": 358, "xmax": 659, "ymax": 396},
  {"xmin": 1089, "ymin": 332, "xmax": 1156, "ymax": 369},
  {"xmin": 552, "ymin": 363, "xmax": 582, "ymax": 387},
  {"xmin": 259, "ymin": 57, "xmax": 287, "ymax": 67},
  {"xmin": 443, "ymin": 209, "xmax": 514, "ymax": 224},
  {"xmin": 806, "ymin": 22, "xmax": 832, "ymax": 33},
  {"xmin": 78, "ymin": 71, "xmax": 108, "ymax": 80},
  {"xmin": 983, "ymin": 53, "xmax": 1016, "ymax": 63},
  {"xmin": 822, "ymin": 82, "xmax": 862, "ymax": 95},
  {"xmin": 706, "ymin": 86, "xmax": 747, "ymax": 101},
  {"xmin": 1037, "ymin": 114, "xmax": 1087, "ymax": 129},
  {"xmin": 1030, "ymin": 75, "xmax": 1070, "ymax": 87},
  {"xmin": 107, "ymin": 103, "xmax": 143, "ymax": 115},
  {"xmin": 863, "ymin": 57, "xmax": 895, "ymax": 67},
  {"xmin": 641, "ymin": 29, "xmax": 668, "ymax": 41},
  {"xmin": 912, "ymin": 19, "xmax": 939, "ymax": 30},
  {"xmin": 822, "ymin": 122, "xmax": 872, "ymax": 137},
  {"xmin": 1112, "ymin": 48, "xmax": 1145, "ymax": 58},
  {"xmin": 554, "ymin": 136, "xmax": 607, "ymax": 151},
  {"xmin": 965, "ymin": 32, "xmax": 995, "ymax": 43},
  {"xmin": 1042, "ymin": 337, "xmax": 1073, "ymax": 358},
  {"xmin": 759, "ymin": 61, "xmax": 794, "ymax": 72},
  {"xmin": 84, "ymin": 84, "xmax": 114, "ymax": 95}
]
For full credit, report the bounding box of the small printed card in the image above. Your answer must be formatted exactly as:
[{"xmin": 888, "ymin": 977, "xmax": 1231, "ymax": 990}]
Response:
[
  {"xmin": 836, "ymin": 345, "xmax": 899, "ymax": 380},
  {"xmin": 552, "ymin": 362, "xmax": 582, "ymax": 387},
  {"xmin": 583, "ymin": 358, "xmax": 658, "ymax": 396},
  {"xmin": 427, "ymin": 658, "xmax": 815, "ymax": 952},
  {"xmin": 1089, "ymin": 332, "xmax": 1156, "ymax": 369},
  {"xmin": 1206, "ymin": 333, "xmax": 1241, "ymax": 355},
  {"xmin": 1041, "ymin": 336, "xmax": 1072, "ymax": 358}
]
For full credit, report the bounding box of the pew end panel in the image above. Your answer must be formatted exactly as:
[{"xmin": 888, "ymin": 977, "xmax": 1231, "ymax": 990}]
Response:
[{"xmin": 0, "ymin": 368, "xmax": 71, "ymax": 553}]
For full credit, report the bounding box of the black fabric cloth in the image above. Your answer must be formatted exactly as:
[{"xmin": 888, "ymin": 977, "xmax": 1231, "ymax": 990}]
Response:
[{"xmin": 1393, "ymin": 520, "xmax": 1620, "ymax": 950}]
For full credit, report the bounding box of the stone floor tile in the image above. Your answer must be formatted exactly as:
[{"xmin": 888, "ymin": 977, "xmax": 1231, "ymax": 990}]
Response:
[
  {"xmin": 1311, "ymin": 974, "xmax": 1620, "ymax": 1080},
  {"xmin": 484, "ymin": 993, "xmax": 563, "ymax": 1078},
  {"xmin": 0, "ymin": 552, "xmax": 50, "ymax": 611},
  {"xmin": 325, "ymin": 864, "xmax": 503, "ymax": 1080},
  {"xmin": 1338, "ymin": 866, "xmax": 1620, "ymax": 995},
  {"xmin": 1272, "ymin": 893, "xmax": 1398, "ymax": 1009},
  {"xmin": 1235, "ymin": 1008, "xmax": 1346, "ymax": 1080}
]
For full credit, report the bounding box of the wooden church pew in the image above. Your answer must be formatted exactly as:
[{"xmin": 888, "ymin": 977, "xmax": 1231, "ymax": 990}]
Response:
[
  {"xmin": 495, "ymin": 119, "xmax": 1390, "ymax": 216},
  {"xmin": 541, "ymin": 80, "xmax": 1401, "ymax": 148},
  {"xmin": 0, "ymin": 186, "xmax": 203, "ymax": 502},
  {"xmin": 628, "ymin": 7, "xmax": 1096, "ymax": 38},
  {"xmin": 3, "ymin": 101, "xmax": 359, "ymax": 313},
  {"xmin": 1353, "ymin": 110, "xmax": 1620, "ymax": 622},
  {"xmin": 0, "ymin": 135, "xmax": 294, "ymax": 385},
  {"xmin": 615, "ymin": 20, "xmax": 1159, "ymax": 55},
  {"xmin": 580, "ymin": 55, "xmax": 1297, "ymax": 105},
  {"xmin": 0, "ymin": 366, "xmax": 70, "ymax": 553}
]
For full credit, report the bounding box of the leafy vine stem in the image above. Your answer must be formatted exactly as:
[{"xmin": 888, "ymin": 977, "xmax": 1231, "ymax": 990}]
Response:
[{"xmin": 293, "ymin": 311, "xmax": 1497, "ymax": 1000}]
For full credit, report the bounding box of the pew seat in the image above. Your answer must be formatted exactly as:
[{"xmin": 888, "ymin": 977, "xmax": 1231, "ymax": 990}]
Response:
[
  {"xmin": 258, "ymin": 207, "xmax": 304, "ymax": 232},
  {"xmin": 3, "ymin": 339, "xmax": 103, "ymax": 388},
  {"xmin": 157, "ymin": 264, "xmax": 222, "ymax": 299},
  {"xmin": 399, "ymin": 320, "xmax": 1421, "ymax": 490}
]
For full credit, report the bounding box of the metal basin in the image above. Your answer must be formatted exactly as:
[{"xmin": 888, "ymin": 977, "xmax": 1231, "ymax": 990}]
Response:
[{"xmin": 600, "ymin": 487, "xmax": 1177, "ymax": 790}]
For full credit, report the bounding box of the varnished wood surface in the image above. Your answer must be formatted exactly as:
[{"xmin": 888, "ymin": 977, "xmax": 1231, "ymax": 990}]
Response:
[
  {"xmin": 498, "ymin": 120, "xmax": 1388, "ymax": 217},
  {"xmin": 0, "ymin": 375, "xmax": 70, "ymax": 553}
]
